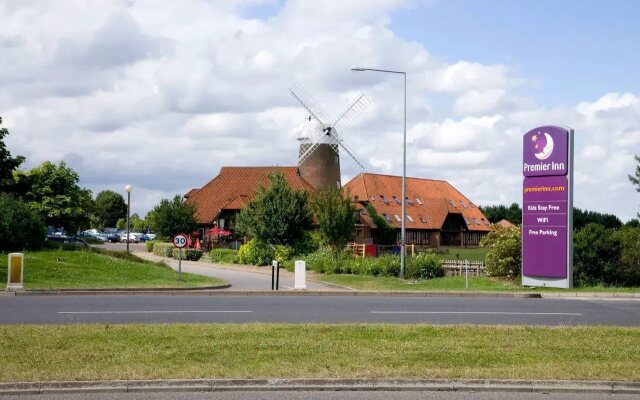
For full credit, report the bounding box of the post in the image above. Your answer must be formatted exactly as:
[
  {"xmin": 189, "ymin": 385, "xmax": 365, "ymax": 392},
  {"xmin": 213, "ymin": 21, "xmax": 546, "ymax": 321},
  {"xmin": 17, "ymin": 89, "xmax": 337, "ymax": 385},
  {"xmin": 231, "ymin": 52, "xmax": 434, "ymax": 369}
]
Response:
[
  {"xmin": 126, "ymin": 191, "xmax": 131, "ymax": 253},
  {"xmin": 465, "ymin": 259, "xmax": 469, "ymax": 289},
  {"xmin": 275, "ymin": 260, "xmax": 280, "ymax": 290},
  {"xmin": 400, "ymin": 71, "xmax": 407, "ymax": 278},
  {"xmin": 6, "ymin": 253, "xmax": 24, "ymax": 291},
  {"xmin": 294, "ymin": 260, "xmax": 307, "ymax": 290},
  {"xmin": 178, "ymin": 248, "xmax": 182, "ymax": 281},
  {"xmin": 271, "ymin": 260, "xmax": 276, "ymax": 290}
]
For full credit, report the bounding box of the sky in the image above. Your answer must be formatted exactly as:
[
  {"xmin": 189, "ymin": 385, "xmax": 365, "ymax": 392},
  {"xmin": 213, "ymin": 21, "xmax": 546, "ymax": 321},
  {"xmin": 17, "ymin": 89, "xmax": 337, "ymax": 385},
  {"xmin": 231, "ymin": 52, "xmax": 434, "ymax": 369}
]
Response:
[{"xmin": 1, "ymin": 0, "xmax": 639, "ymax": 221}]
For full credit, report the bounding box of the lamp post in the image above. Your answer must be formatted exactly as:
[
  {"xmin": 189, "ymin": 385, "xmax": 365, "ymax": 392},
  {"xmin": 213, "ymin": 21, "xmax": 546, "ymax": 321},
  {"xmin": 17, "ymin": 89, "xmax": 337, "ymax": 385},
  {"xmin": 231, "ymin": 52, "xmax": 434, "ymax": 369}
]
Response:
[
  {"xmin": 351, "ymin": 66, "xmax": 407, "ymax": 278},
  {"xmin": 125, "ymin": 184, "xmax": 133, "ymax": 253}
]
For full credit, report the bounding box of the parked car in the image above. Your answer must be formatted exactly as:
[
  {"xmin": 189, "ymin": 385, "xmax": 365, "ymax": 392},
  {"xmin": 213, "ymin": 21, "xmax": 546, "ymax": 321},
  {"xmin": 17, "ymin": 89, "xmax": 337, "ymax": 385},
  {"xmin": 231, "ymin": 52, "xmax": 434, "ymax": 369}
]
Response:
[
  {"xmin": 145, "ymin": 233, "xmax": 156, "ymax": 241},
  {"xmin": 46, "ymin": 235, "xmax": 89, "ymax": 248},
  {"xmin": 119, "ymin": 233, "xmax": 139, "ymax": 243}
]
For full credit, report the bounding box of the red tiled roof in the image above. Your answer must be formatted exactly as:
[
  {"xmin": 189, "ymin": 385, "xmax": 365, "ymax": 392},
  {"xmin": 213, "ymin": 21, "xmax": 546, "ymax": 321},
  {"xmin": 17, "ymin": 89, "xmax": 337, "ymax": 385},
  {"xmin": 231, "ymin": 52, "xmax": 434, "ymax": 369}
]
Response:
[
  {"xmin": 496, "ymin": 219, "xmax": 516, "ymax": 228},
  {"xmin": 186, "ymin": 166, "xmax": 315, "ymax": 224},
  {"xmin": 185, "ymin": 188, "xmax": 199, "ymax": 198},
  {"xmin": 343, "ymin": 172, "xmax": 491, "ymax": 232}
]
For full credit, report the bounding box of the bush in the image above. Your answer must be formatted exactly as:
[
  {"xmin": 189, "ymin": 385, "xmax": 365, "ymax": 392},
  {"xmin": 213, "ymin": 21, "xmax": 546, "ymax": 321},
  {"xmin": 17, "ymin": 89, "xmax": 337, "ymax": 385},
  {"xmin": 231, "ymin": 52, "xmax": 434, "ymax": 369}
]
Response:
[
  {"xmin": 292, "ymin": 230, "xmax": 320, "ymax": 256},
  {"xmin": 481, "ymin": 225, "xmax": 522, "ymax": 278},
  {"xmin": 145, "ymin": 240, "xmax": 155, "ymax": 252},
  {"xmin": 210, "ymin": 248, "xmax": 239, "ymax": 264},
  {"xmin": 0, "ymin": 193, "xmax": 47, "ymax": 252},
  {"xmin": 274, "ymin": 245, "xmax": 293, "ymax": 263},
  {"xmin": 152, "ymin": 243, "xmax": 173, "ymax": 258},
  {"xmin": 237, "ymin": 238, "xmax": 274, "ymax": 266},
  {"xmin": 173, "ymin": 248, "xmax": 202, "ymax": 261},
  {"xmin": 615, "ymin": 226, "xmax": 640, "ymax": 286},
  {"xmin": 573, "ymin": 223, "xmax": 621, "ymax": 286},
  {"xmin": 407, "ymin": 253, "xmax": 444, "ymax": 279}
]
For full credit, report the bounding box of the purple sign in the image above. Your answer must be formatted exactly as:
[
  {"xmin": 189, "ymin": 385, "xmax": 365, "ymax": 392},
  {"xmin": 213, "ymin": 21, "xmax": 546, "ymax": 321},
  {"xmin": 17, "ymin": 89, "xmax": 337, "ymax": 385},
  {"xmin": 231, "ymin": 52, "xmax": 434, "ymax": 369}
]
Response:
[
  {"xmin": 522, "ymin": 125, "xmax": 573, "ymax": 287},
  {"xmin": 523, "ymin": 126, "xmax": 568, "ymax": 177},
  {"xmin": 522, "ymin": 176, "xmax": 568, "ymax": 278}
]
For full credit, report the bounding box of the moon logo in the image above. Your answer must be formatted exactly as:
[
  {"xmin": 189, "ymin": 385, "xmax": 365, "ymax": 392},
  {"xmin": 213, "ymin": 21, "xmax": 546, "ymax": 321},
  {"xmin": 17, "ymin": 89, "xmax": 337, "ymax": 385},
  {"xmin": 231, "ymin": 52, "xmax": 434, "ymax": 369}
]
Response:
[{"xmin": 534, "ymin": 132, "xmax": 554, "ymax": 160}]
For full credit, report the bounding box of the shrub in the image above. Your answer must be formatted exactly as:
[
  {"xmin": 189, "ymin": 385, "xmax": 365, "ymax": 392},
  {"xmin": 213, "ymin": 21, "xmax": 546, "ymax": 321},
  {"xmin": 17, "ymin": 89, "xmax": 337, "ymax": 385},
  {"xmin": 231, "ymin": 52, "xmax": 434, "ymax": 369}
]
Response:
[
  {"xmin": 481, "ymin": 225, "xmax": 522, "ymax": 278},
  {"xmin": 237, "ymin": 238, "xmax": 274, "ymax": 266},
  {"xmin": 274, "ymin": 245, "xmax": 293, "ymax": 263},
  {"xmin": 292, "ymin": 230, "xmax": 320, "ymax": 256},
  {"xmin": 573, "ymin": 223, "xmax": 621, "ymax": 286},
  {"xmin": 210, "ymin": 249, "xmax": 239, "ymax": 264},
  {"xmin": 145, "ymin": 240, "xmax": 155, "ymax": 252},
  {"xmin": 173, "ymin": 248, "xmax": 202, "ymax": 261},
  {"xmin": 615, "ymin": 226, "xmax": 640, "ymax": 286},
  {"xmin": 152, "ymin": 243, "xmax": 173, "ymax": 258},
  {"xmin": 0, "ymin": 193, "xmax": 47, "ymax": 252},
  {"xmin": 407, "ymin": 253, "xmax": 444, "ymax": 279}
]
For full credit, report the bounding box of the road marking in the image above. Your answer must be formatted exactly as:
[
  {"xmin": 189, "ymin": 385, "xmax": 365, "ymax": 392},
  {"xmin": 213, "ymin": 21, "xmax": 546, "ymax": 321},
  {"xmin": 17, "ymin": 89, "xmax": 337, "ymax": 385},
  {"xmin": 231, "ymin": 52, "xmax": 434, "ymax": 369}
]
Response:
[
  {"xmin": 58, "ymin": 310, "xmax": 252, "ymax": 315},
  {"xmin": 370, "ymin": 311, "xmax": 583, "ymax": 316}
]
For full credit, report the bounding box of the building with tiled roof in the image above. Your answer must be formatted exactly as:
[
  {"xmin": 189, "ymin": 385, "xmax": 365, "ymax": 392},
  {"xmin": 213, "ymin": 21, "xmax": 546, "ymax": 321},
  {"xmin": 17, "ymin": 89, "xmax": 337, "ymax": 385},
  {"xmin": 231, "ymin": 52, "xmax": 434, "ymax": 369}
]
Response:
[
  {"xmin": 343, "ymin": 173, "xmax": 492, "ymax": 247},
  {"xmin": 185, "ymin": 166, "xmax": 315, "ymax": 242},
  {"xmin": 495, "ymin": 219, "xmax": 516, "ymax": 229}
]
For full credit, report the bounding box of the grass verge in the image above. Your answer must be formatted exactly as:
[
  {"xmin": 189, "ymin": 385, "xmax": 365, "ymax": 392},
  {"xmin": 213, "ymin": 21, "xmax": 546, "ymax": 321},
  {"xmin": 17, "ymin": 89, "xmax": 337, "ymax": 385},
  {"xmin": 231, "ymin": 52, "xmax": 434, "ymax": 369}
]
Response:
[
  {"xmin": 0, "ymin": 324, "xmax": 639, "ymax": 382},
  {"xmin": 318, "ymin": 274, "xmax": 640, "ymax": 293},
  {"xmin": 0, "ymin": 249, "xmax": 225, "ymax": 289}
]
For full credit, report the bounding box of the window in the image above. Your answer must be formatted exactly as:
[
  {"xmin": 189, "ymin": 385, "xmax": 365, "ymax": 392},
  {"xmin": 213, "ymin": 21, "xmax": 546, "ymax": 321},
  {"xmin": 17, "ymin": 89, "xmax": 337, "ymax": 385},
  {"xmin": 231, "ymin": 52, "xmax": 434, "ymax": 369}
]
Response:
[
  {"xmin": 382, "ymin": 213, "xmax": 391, "ymax": 222},
  {"xmin": 473, "ymin": 217, "xmax": 480, "ymax": 225},
  {"xmin": 394, "ymin": 214, "xmax": 402, "ymax": 222},
  {"xmin": 459, "ymin": 200, "xmax": 467, "ymax": 208},
  {"xmin": 380, "ymin": 195, "xmax": 389, "ymax": 205},
  {"xmin": 464, "ymin": 217, "xmax": 470, "ymax": 225},
  {"xmin": 418, "ymin": 215, "xmax": 425, "ymax": 223},
  {"xmin": 406, "ymin": 197, "xmax": 413, "ymax": 205},
  {"xmin": 483, "ymin": 218, "xmax": 490, "ymax": 226},
  {"xmin": 369, "ymin": 196, "xmax": 375, "ymax": 202},
  {"xmin": 469, "ymin": 202, "xmax": 476, "ymax": 208},
  {"xmin": 448, "ymin": 199, "xmax": 457, "ymax": 208},
  {"xmin": 407, "ymin": 215, "xmax": 414, "ymax": 223},
  {"xmin": 391, "ymin": 195, "xmax": 401, "ymax": 205},
  {"xmin": 415, "ymin": 197, "xmax": 423, "ymax": 205}
]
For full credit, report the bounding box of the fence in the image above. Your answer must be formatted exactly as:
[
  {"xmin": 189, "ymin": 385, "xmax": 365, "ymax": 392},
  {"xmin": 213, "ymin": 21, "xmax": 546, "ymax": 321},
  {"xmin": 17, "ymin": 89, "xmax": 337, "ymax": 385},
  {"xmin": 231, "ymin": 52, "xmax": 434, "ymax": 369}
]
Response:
[{"xmin": 441, "ymin": 259, "xmax": 485, "ymax": 276}]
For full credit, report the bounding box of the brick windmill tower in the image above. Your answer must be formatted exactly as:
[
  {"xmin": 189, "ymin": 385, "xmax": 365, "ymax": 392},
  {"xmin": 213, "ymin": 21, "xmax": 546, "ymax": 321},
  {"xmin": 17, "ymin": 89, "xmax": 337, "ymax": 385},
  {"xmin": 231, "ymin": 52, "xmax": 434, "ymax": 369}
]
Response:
[{"xmin": 289, "ymin": 83, "xmax": 368, "ymax": 190}]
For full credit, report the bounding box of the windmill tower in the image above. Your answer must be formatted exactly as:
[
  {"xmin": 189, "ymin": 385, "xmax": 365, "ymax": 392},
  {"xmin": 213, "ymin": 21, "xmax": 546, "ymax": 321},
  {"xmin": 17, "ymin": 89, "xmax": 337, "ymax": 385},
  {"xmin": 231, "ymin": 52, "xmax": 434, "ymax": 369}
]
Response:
[{"xmin": 290, "ymin": 83, "xmax": 369, "ymax": 190}]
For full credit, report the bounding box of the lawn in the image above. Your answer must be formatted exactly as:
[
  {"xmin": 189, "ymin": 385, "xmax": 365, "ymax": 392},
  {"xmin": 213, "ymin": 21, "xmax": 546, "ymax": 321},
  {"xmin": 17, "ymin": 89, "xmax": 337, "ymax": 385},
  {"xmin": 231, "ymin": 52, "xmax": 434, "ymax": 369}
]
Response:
[
  {"xmin": 0, "ymin": 249, "xmax": 226, "ymax": 289},
  {"xmin": 0, "ymin": 324, "xmax": 639, "ymax": 382},
  {"xmin": 433, "ymin": 247, "xmax": 489, "ymax": 261},
  {"xmin": 318, "ymin": 274, "xmax": 640, "ymax": 293}
]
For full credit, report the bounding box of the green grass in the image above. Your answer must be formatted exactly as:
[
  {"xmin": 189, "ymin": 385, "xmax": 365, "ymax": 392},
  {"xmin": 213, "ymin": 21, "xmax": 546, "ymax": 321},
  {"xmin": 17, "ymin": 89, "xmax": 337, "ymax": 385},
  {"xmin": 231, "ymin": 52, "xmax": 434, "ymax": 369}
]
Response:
[
  {"xmin": 434, "ymin": 247, "xmax": 489, "ymax": 261},
  {"xmin": 0, "ymin": 249, "xmax": 226, "ymax": 289},
  {"xmin": 319, "ymin": 274, "xmax": 640, "ymax": 293},
  {"xmin": 320, "ymin": 275, "xmax": 520, "ymax": 291},
  {"xmin": 0, "ymin": 324, "xmax": 639, "ymax": 382}
]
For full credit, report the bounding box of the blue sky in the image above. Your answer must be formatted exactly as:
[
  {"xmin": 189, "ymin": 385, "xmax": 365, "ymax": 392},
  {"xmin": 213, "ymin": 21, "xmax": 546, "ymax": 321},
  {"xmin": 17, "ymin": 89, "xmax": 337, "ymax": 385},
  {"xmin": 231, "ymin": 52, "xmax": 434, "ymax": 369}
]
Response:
[{"xmin": 391, "ymin": 0, "xmax": 640, "ymax": 106}]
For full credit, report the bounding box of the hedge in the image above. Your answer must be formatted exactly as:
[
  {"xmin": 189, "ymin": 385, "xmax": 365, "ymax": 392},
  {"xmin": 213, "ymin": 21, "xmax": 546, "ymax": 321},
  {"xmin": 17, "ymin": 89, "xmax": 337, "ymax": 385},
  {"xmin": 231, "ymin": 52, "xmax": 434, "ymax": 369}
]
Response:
[{"xmin": 152, "ymin": 243, "xmax": 173, "ymax": 258}]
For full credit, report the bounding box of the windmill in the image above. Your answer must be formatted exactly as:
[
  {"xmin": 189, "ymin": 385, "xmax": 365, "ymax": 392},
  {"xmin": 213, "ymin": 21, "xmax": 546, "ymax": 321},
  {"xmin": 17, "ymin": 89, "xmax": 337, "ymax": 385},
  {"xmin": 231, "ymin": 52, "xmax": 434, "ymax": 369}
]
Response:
[{"xmin": 290, "ymin": 82, "xmax": 369, "ymax": 190}]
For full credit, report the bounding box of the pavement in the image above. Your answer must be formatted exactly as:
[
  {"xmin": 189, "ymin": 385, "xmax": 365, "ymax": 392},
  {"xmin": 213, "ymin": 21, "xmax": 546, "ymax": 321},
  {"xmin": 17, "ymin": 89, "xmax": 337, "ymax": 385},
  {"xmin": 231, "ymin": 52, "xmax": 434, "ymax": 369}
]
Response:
[
  {"xmin": 2, "ymin": 294, "xmax": 639, "ymax": 325},
  {"xmin": 1, "ymin": 379, "xmax": 639, "ymax": 397}
]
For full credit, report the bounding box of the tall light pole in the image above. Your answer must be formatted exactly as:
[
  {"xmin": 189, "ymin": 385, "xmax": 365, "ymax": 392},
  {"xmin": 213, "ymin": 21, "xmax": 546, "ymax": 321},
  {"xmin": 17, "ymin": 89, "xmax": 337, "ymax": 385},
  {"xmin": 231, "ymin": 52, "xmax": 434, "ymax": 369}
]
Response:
[
  {"xmin": 125, "ymin": 184, "xmax": 133, "ymax": 253},
  {"xmin": 351, "ymin": 66, "xmax": 407, "ymax": 278}
]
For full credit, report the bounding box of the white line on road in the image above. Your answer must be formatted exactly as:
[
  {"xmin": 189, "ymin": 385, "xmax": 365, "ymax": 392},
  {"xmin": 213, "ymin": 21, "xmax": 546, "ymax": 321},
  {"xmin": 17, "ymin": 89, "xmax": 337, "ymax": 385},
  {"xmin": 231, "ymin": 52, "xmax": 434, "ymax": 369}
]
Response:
[
  {"xmin": 58, "ymin": 310, "xmax": 252, "ymax": 314},
  {"xmin": 370, "ymin": 311, "xmax": 583, "ymax": 316}
]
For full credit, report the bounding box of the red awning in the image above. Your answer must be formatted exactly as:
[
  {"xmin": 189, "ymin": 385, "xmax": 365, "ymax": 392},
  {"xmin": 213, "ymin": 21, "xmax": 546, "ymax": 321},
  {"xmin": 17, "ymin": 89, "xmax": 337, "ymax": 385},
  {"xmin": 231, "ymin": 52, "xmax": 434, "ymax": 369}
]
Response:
[{"xmin": 209, "ymin": 227, "xmax": 232, "ymax": 236}]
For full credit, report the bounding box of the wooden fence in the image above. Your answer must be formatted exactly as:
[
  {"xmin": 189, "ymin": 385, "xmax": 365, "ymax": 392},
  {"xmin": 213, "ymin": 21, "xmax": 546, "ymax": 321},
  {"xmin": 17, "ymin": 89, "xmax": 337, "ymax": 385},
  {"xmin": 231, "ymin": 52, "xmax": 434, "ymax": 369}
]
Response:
[{"xmin": 441, "ymin": 259, "xmax": 485, "ymax": 276}]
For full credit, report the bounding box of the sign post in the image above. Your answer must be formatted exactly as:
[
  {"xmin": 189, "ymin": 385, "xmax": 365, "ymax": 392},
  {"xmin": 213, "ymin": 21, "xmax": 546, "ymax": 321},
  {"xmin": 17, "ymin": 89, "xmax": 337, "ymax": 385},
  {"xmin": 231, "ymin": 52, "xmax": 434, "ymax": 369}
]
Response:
[
  {"xmin": 172, "ymin": 233, "xmax": 188, "ymax": 282},
  {"xmin": 522, "ymin": 126, "xmax": 574, "ymax": 288}
]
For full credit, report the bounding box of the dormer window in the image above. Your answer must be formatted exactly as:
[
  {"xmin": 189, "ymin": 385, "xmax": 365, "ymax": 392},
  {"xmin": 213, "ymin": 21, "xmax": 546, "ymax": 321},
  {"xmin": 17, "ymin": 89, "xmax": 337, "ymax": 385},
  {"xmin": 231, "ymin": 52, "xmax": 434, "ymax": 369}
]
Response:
[
  {"xmin": 382, "ymin": 213, "xmax": 391, "ymax": 222},
  {"xmin": 459, "ymin": 200, "xmax": 467, "ymax": 208},
  {"xmin": 391, "ymin": 196, "xmax": 401, "ymax": 205},
  {"xmin": 407, "ymin": 215, "xmax": 414, "ymax": 223},
  {"xmin": 415, "ymin": 197, "xmax": 423, "ymax": 205},
  {"xmin": 394, "ymin": 214, "xmax": 402, "ymax": 222},
  {"xmin": 380, "ymin": 195, "xmax": 389, "ymax": 205}
]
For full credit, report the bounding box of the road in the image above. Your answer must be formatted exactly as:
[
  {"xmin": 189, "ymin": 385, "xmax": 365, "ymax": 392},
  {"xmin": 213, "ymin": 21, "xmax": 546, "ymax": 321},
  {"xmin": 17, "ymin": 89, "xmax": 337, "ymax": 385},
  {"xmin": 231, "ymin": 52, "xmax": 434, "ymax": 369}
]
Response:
[
  {"xmin": 0, "ymin": 391, "xmax": 636, "ymax": 400},
  {"xmin": 1, "ymin": 295, "xmax": 639, "ymax": 325}
]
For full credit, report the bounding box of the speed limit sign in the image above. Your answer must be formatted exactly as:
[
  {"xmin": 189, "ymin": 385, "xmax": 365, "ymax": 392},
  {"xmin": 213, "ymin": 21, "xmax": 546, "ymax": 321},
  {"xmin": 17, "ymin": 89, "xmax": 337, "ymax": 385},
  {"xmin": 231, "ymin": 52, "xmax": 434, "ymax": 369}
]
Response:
[{"xmin": 173, "ymin": 233, "xmax": 188, "ymax": 248}]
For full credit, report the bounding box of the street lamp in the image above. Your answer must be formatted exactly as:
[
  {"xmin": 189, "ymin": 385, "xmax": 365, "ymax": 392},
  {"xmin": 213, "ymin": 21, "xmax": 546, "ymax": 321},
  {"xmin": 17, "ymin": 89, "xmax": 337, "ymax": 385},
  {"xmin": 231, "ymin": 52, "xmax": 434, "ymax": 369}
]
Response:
[
  {"xmin": 125, "ymin": 184, "xmax": 133, "ymax": 253},
  {"xmin": 350, "ymin": 66, "xmax": 407, "ymax": 278}
]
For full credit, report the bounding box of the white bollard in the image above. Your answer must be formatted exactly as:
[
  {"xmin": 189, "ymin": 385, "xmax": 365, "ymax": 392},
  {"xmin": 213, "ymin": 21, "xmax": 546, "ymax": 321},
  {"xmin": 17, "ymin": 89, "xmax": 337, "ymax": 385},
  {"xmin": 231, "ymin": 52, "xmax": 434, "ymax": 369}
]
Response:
[
  {"xmin": 6, "ymin": 253, "xmax": 24, "ymax": 291},
  {"xmin": 294, "ymin": 260, "xmax": 307, "ymax": 290}
]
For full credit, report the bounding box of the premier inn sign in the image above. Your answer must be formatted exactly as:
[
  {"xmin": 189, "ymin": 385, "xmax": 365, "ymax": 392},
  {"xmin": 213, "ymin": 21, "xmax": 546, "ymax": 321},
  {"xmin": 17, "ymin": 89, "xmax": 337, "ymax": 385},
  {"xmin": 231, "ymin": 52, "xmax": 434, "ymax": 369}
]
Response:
[{"xmin": 522, "ymin": 126, "xmax": 574, "ymax": 288}]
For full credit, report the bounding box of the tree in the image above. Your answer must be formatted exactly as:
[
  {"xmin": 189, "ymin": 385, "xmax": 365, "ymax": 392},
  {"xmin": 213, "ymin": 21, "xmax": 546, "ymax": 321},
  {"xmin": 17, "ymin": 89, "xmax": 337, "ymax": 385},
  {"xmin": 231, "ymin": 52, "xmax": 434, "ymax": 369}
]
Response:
[
  {"xmin": 235, "ymin": 172, "xmax": 312, "ymax": 246},
  {"xmin": 573, "ymin": 223, "xmax": 621, "ymax": 286},
  {"xmin": 21, "ymin": 161, "xmax": 93, "ymax": 232},
  {"xmin": 310, "ymin": 188, "xmax": 357, "ymax": 259},
  {"xmin": 0, "ymin": 116, "xmax": 25, "ymax": 193},
  {"xmin": 147, "ymin": 195, "xmax": 198, "ymax": 239},
  {"xmin": 365, "ymin": 204, "xmax": 397, "ymax": 245},
  {"xmin": 94, "ymin": 190, "xmax": 127, "ymax": 228},
  {"xmin": 0, "ymin": 193, "xmax": 47, "ymax": 251},
  {"xmin": 630, "ymin": 155, "xmax": 640, "ymax": 218},
  {"xmin": 479, "ymin": 203, "xmax": 522, "ymax": 225},
  {"xmin": 480, "ymin": 225, "xmax": 522, "ymax": 278},
  {"xmin": 573, "ymin": 208, "xmax": 621, "ymax": 230}
]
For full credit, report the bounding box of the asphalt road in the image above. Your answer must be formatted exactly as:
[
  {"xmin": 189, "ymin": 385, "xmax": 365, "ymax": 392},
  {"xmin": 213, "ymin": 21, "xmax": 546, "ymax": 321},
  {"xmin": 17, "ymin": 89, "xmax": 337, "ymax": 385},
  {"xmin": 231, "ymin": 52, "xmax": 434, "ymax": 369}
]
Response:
[
  {"xmin": 1, "ymin": 391, "xmax": 636, "ymax": 400},
  {"xmin": 1, "ymin": 295, "xmax": 639, "ymax": 325}
]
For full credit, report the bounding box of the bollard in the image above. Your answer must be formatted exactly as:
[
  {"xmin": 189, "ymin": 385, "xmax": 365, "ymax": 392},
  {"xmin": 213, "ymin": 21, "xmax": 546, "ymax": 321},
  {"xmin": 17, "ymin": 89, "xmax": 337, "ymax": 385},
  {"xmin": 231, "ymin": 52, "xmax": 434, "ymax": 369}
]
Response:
[
  {"xmin": 7, "ymin": 253, "xmax": 24, "ymax": 291},
  {"xmin": 294, "ymin": 260, "xmax": 307, "ymax": 290},
  {"xmin": 271, "ymin": 260, "xmax": 280, "ymax": 290}
]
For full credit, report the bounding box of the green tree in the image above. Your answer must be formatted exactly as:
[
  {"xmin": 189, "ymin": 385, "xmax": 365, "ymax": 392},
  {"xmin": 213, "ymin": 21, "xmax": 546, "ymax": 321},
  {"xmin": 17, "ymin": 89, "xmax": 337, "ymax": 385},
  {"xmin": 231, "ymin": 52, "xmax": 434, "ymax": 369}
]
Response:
[
  {"xmin": 0, "ymin": 193, "xmax": 47, "ymax": 251},
  {"xmin": 365, "ymin": 204, "xmax": 397, "ymax": 245},
  {"xmin": 94, "ymin": 190, "xmax": 127, "ymax": 228},
  {"xmin": 573, "ymin": 223, "xmax": 621, "ymax": 286},
  {"xmin": 235, "ymin": 172, "xmax": 312, "ymax": 246},
  {"xmin": 479, "ymin": 203, "xmax": 522, "ymax": 225},
  {"xmin": 0, "ymin": 116, "xmax": 25, "ymax": 193},
  {"xmin": 21, "ymin": 161, "xmax": 93, "ymax": 232},
  {"xmin": 310, "ymin": 188, "xmax": 357, "ymax": 260},
  {"xmin": 147, "ymin": 195, "xmax": 198, "ymax": 239},
  {"xmin": 630, "ymin": 155, "xmax": 640, "ymax": 218},
  {"xmin": 573, "ymin": 208, "xmax": 621, "ymax": 230},
  {"xmin": 480, "ymin": 225, "xmax": 522, "ymax": 278}
]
